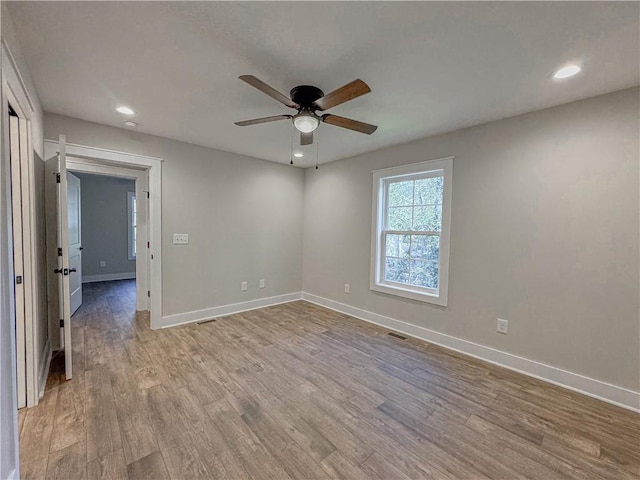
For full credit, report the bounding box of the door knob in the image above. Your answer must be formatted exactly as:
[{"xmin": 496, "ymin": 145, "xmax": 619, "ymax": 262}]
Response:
[
  {"xmin": 79, "ymin": 247, "xmax": 83, "ymax": 251},
  {"xmin": 69, "ymin": 268, "xmax": 77, "ymax": 273}
]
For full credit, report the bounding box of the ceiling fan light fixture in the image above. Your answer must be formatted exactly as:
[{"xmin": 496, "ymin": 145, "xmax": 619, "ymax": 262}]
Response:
[{"xmin": 293, "ymin": 114, "xmax": 319, "ymax": 133}]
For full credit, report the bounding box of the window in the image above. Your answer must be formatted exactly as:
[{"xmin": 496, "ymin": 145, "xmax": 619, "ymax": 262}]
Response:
[
  {"xmin": 127, "ymin": 191, "xmax": 137, "ymax": 260},
  {"xmin": 371, "ymin": 157, "xmax": 453, "ymax": 306}
]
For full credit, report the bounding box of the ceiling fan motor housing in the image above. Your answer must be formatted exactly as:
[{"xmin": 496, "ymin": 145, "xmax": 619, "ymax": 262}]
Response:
[{"xmin": 290, "ymin": 85, "xmax": 325, "ymax": 109}]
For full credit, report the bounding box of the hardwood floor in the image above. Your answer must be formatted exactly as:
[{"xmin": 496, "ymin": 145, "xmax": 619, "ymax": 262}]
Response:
[{"xmin": 19, "ymin": 280, "xmax": 639, "ymax": 479}]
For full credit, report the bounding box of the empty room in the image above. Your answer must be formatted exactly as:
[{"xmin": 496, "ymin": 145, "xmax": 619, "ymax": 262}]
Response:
[{"xmin": 0, "ymin": 2, "xmax": 638, "ymax": 480}]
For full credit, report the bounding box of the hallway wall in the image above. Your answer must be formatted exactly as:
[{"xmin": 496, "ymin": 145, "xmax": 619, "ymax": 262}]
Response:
[{"xmin": 74, "ymin": 173, "xmax": 136, "ymax": 281}]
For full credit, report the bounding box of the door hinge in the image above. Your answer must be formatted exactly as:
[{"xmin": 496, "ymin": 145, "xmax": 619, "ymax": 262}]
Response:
[
  {"xmin": 147, "ymin": 290, "xmax": 151, "ymax": 298},
  {"xmin": 15, "ymin": 276, "xmax": 22, "ymax": 285},
  {"xmin": 60, "ymin": 319, "xmax": 64, "ymax": 328},
  {"xmin": 56, "ymin": 173, "xmax": 61, "ymax": 184},
  {"xmin": 58, "ymin": 247, "xmax": 62, "ymax": 257},
  {"xmin": 147, "ymin": 241, "xmax": 150, "ymax": 249},
  {"xmin": 147, "ymin": 191, "xmax": 150, "ymax": 199}
]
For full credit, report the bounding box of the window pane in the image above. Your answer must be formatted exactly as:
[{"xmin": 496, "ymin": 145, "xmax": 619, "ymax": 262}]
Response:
[
  {"xmin": 387, "ymin": 206, "xmax": 412, "ymax": 230},
  {"xmin": 385, "ymin": 234, "xmax": 399, "ymax": 257},
  {"xmin": 414, "ymin": 176, "xmax": 443, "ymax": 205},
  {"xmin": 409, "ymin": 260, "xmax": 439, "ymax": 289},
  {"xmin": 410, "ymin": 235, "xmax": 439, "ymax": 261},
  {"xmin": 385, "ymin": 258, "xmax": 409, "ymax": 284},
  {"xmin": 412, "ymin": 205, "xmax": 442, "ymax": 231},
  {"xmin": 388, "ymin": 180, "xmax": 413, "ymax": 206},
  {"xmin": 386, "ymin": 234, "xmax": 411, "ymax": 258}
]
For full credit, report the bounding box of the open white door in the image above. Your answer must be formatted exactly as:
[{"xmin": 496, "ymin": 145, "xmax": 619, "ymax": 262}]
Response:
[
  {"xmin": 8, "ymin": 111, "xmax": 26, "ymax": 408},
  {"xmin": 67, "ymin": 173, "xmax": 82, "ymax": 315},
  {"xmin": 44, "ymin": 135, "xmax": 73, "ymax": 380}
]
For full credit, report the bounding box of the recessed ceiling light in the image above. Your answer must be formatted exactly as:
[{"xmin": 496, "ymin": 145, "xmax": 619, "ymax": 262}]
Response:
[
  {"xmin": 123, "ymin": 121, "xmax": 138, "ymax": 127},
  {"xmin": 553, "ymin": 65, "xmax": 581, "ymax": 80},
  {"xmin": 293, "ymin": 152, "xmax": 304, "ymax": 158},
  {"xmin": 116, "ymin": 105, "xmax": 135, "ymax": 115}
]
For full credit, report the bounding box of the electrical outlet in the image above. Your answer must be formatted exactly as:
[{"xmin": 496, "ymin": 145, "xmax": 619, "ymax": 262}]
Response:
[
  {"xmin": 99, "ymin": 261, "xmax": 106, "ymax": 268},
  {"xmin": 241, "ymin": 281, "xmax": 248, "ymax": 291},
  {"xmin": 259, "ymin": 279, "xmax": 265, "ymax": 289},
  {"xmin": 173, "ymin": 234, "xmax": 189, "ymax": 245},
  {"xmin": 497, "ymin": 318, "xmax": 509, "ymax": 335},
  {"xmin": 344, "ymin": 284, "xmax": 350, "ymax": 294}
]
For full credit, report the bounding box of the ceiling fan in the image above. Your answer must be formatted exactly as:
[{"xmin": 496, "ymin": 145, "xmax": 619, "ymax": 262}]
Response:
[{"xmin": 235, "ymin": 75, "xmax": 377, "ymax": 146}]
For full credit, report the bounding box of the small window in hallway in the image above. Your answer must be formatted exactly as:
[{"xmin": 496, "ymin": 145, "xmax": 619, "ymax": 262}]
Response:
[{"xmin": 128, "ymin": 191, "xmax": 137, "ymax": 260}]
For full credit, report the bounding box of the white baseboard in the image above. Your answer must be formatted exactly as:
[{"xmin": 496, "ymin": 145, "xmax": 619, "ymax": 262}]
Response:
[
  {"xmin": 159, "ymin": 292, "xmax": 303, "ymax": 329},
  {"xmin": 302, "ymin": 292, "xmax": 640, "ymax": 413},
  {"xmin": 38, "ymin": 338, "xmax": 52, "ymax": 399},
  {"xmin": 82, "ymin": 272, "xmax": 136, "ymax": 283},
  {"xmin": 8, "ymin": 468, "xmax": 18, "ymax": 480}
]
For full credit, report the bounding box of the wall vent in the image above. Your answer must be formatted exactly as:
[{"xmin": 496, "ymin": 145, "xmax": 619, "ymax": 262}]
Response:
[
  {"xmin": 197, "ymin": 318, "xmax": 217, "ymax": 325},
  {"xmin": 387, "ymin": 331, "xmax": 407, "ymax": 340}
]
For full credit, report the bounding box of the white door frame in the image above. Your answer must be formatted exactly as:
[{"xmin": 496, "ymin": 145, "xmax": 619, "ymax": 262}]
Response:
[
  {"xmin": 2, "ymin": 38, "xmax": 39, "ymax": 410},
  {"xmin": 44, "ymin": 140, "xmax": 163, "ymax": 328}
]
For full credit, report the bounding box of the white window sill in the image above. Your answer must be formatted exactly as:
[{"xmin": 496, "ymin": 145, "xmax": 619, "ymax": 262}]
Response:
[{"xmin": 371, "ymin": 282, "xmax": 448, "ymax": 306}]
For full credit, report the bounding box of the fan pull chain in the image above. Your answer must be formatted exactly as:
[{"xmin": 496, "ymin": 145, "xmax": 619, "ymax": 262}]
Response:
[
  {"xmin": 315, "ymin": 127, "xmax": 319, "ymax": 170},
  {"xmin": 290, "ymin": 125, "xmax": 294, "ymax": 165}
]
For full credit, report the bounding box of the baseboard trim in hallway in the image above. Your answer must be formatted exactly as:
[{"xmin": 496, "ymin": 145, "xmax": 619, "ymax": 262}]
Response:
[
  {"xmin": 159, "ymin": 292, "xmax": 303, "ymax": 328},
  {"xmin": 302, "ymin": 292, "xmax": 640, "ymax": 413},
  {"xmin": 82, "ymin": 272, "xmax": 136, "ymax": 283}
]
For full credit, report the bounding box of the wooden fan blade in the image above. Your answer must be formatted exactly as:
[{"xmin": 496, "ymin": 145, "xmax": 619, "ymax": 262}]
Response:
[
  {"xmin": 239, "ymin": 75, "xmax": 299, "ymax": 109},
  {"xmin": 321, "ymin": 114, "xmax": 377, "ymax": 134},
  {"xmin": 300, "ymin": 131, "xmax": 313, "ymax": 146},
  {"xmin": 313, "ymin": 79, "xmax": 371, "ymax": 111},
  {"xmin": 235, "ymin": 115, "xmax": 291, "ymax": 126}
]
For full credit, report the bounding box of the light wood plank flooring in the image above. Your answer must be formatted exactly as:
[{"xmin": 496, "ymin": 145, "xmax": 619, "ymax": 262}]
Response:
[{"xmin": 19, "ymin": 280, "xmax": 640, "ymax": 479}]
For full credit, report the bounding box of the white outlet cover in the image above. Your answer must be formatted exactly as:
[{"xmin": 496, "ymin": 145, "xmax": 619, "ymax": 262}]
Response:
[
  {"xmin": 259, "ymin": 279, "xmax": 265, "ymax": 288},
  {"xmin": 241, "ymin": 281, "xmax": 248, "ymax": 291},
  {"xmin": 173, "ymin": 233, "xmax": 189, "ymax": 244},
  {"xmin": 344, "ymin": 284, "xmax": 350, "ymax": 294}
]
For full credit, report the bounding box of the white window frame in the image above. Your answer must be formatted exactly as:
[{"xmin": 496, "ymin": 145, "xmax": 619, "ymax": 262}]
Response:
[
  {"xmin": 127, "ymin": 191, "xmax": 136, "ymax": 260},
  {"xmin": 370, "ymin": 157, "xmax": 453, "ymax": 306}
]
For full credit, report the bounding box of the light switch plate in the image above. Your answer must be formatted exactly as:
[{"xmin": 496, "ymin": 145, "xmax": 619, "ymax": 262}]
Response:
[
  {"xmin": 497, "ymin": 318, "xmax": 509, "ymax": 334},
  {"xmin": 173, "ymin": 233, "xmax": 189, "ymax": 245}
]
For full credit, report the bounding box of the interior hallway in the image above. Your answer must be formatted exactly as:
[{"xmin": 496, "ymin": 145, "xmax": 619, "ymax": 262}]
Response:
[{"xmin": 18, "ymin": 280, "xmax": 640, "ymax": 479}]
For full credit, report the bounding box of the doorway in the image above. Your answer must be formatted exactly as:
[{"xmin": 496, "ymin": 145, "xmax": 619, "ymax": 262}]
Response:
[
  {"xmin": 43, "ymin": 138, "xmax": 162, "ymax": 382},
  {"xmin": 69, "ymin": 171, "xmax": 138, "ymax": 316}
]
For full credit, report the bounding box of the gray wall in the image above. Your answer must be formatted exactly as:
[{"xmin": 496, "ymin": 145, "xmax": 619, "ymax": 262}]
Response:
[
  {"xmin": 74, "ymin": 173, "xmax": 136, "ymax": 278},
  {"xmin": 303, "ymin": 87, "xmax": 640, "ymax": 393},
  {"xmin": 44, "ymin": 114, "xmax": 305, "ymax": 316}
]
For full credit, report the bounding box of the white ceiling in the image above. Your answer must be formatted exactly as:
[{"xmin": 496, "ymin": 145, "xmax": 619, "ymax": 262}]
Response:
[{"xmin": 8, "ymin": 1, "xmax": 639, "ymax": 167}]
